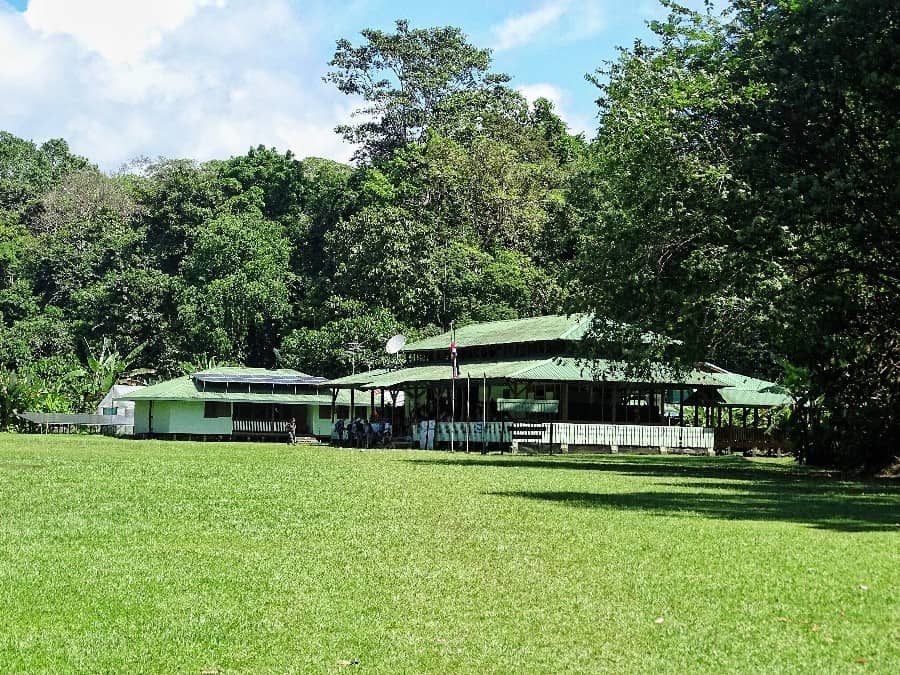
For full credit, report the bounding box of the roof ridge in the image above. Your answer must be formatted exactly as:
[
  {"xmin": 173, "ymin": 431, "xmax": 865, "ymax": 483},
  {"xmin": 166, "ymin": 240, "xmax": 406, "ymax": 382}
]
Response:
[
  {"xmin": 559, "ymin": 313, "xmax": 592, "ymax": 340},
  {"xmin": 506, "ymin": 357, "xmax": 556, "ymax": 378}
]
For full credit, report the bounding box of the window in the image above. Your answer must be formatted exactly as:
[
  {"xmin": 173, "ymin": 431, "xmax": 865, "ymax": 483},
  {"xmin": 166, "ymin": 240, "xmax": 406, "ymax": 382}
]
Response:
[{"xmin": 204, "ymin": 401, "xmax": 231, "ymax": 418}]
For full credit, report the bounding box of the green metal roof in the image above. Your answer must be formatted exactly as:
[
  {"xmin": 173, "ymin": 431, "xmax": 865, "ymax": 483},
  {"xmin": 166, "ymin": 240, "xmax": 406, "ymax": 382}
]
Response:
[
  {"xmin": 402, "ymin": 314, "xmax": 592, "ymax": 352},
  {"xmin": 512, "ymin": 358, "xmax": 725, "ymax": 386},
  {"xmin": 717, "ymin": 388, "xmax": 793, "ymax": 407},
  {"xmin": 692, "ymin": 366, "xmax": 793, "ymax": 408},
  {"xmin": 326, "ymin": 368, "xmax": 394, "ymax": 388},
  {"xmin": 706, "ymin": 371, "xmax": 784, "ymax": 392},
  {"xmin": 337, "ymin": 359, "xmax": 548, "ymax": 389},
  {"xmin": 325, "ymin": 357, "xmax": 724, "ymax": 390},
  {"xmin": 116, "ymin": 376, "xmax": 369, "ymax": 406}
]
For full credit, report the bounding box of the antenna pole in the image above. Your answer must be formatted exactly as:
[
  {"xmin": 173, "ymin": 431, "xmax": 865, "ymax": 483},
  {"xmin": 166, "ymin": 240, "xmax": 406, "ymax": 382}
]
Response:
[
  {"xmin": 482, "ymin": 372, "xmax": 488, "ymax": 454},
  {"xmin": 450, "ymin": 375, "xmax": 455, "ymax": 453},
  {"xmin": 466, "ymin": 374, "xmax": 470, "ymax": 453}
]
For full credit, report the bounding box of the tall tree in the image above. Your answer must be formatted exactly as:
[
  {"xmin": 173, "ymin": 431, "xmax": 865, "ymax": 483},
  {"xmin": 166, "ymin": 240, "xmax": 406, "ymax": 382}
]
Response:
[
  {"xmin": 325, "ymin": 19, "xmax": 514, "ymax": 161},
  {"xmin": 571, "ymin": 0, "xmax": 899, "ymax": 469},
  {"xmin": 176, "ymin": 210, "xmax": 294, "ymax": 366},
  {"xmin": 0, "ymin": 133, "xmax": 89, "ymax": 213}
]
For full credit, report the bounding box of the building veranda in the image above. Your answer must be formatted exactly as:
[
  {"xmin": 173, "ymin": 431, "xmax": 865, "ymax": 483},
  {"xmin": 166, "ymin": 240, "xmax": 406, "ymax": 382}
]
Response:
[
  {"xmin": 119, "ymin": 367, "xmax": 372, "ymax": 441},
  {"xmin": 326, "ymin": 314, "xmax": 792, "ymax": 454}
]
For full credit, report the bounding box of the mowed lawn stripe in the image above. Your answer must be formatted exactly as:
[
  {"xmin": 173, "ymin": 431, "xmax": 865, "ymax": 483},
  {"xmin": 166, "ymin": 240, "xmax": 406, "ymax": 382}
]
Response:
[{"xmin": 0, "ymin": 435, "xmax": 896, "ymax": 673}]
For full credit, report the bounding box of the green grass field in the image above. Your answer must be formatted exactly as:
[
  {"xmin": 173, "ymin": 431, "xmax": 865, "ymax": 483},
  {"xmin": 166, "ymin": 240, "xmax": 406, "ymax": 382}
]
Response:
[{"xmin": 0, "ymin": 434, "xmax": 897, "ymax": 673}]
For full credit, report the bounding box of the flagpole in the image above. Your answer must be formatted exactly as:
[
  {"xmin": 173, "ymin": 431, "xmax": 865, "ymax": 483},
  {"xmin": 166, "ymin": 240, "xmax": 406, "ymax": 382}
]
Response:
[
  {"xmin": 450, "ymin": 375, "xmax": 455, "ymax": 453},
  {"xmin": 482, "ymin": 371, "xmax": 487, "ymax": 455},
  {"xmin": 466, "ymin": 373, "xmax": 471, "ymax": 453},
  {"xmin": 450, "ymin": 321, "xmax": 455, "ymax": 453}
]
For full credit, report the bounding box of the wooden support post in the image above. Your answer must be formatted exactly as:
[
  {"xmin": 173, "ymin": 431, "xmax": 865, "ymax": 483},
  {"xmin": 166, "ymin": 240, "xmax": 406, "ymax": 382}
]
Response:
[
  {"xmin": 482, "ymin": 373, "xmax": 488, "ymax": 455},
  {"xmin": 390, "ymin": 390, "xmax": 396, "ymax": 431},
  {"xmin": 436, "ymin": 387, "xmax": 441, "ymax": 422},
  {"xmin": 499, "ymin": 403, "xmax": 504, "ymax": 455}
]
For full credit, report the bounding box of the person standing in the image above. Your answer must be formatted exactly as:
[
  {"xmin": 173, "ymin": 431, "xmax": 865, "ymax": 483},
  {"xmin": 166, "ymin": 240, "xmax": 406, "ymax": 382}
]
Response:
[{"xmin": 287, "ymin": 417, "xmax": 297, "ymax": 445}]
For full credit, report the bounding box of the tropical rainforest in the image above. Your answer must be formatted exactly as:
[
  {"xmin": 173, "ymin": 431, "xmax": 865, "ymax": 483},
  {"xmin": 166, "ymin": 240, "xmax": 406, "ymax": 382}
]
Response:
[{"xmin": 0, "ymin": 1, "xmax": 896, "ymax": 469}]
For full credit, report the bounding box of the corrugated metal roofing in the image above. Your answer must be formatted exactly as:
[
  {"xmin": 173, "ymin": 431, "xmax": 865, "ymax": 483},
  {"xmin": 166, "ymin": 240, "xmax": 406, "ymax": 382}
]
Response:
[
  {"xmin": 335, "ymin": 359, "xmax": 550, "ymax": 389},
  {"xmin": 325, "ymin": 357, "xmax": 725, "ymax": 389},
  {"xmin": 115, "ymin": 376, "xmax": 369, "ymax": 406},
  {"xmin": 707, "ymin": 371, "xmax": 784, "ymax": 392},
  {"xmin": 698, "ymin": 365, "xmax": 792, "ymax": 407},
  {"xmin": 326, "ymin": 368, "xmax": 394, "ymax": 388},
  {"xmin": 192, "ymin": 367, "xmax": 324, "ymax": 386},
  {"xmin": 402, "ymin": 314, "xmax": 592, "ymax": 352},
  {"xmin": 718, "ymin": 389, "xmax": 793, "ymax": 407},
  {"xmin": 513, "ymin": 358, "xmax": 725, "ymax": 386}
]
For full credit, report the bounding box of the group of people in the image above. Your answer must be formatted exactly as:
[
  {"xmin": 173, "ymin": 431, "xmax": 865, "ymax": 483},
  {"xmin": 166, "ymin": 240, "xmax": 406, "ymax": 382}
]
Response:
[{"xmin": 332, "ymin": 417, "xmax": 392, "ymax": 448}]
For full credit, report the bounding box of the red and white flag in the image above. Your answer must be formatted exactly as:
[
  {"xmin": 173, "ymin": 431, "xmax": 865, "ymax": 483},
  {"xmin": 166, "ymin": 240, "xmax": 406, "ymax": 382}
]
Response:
[{"xmin": 449, "ymin": 324, "xmax": 460, "ymax": 378}]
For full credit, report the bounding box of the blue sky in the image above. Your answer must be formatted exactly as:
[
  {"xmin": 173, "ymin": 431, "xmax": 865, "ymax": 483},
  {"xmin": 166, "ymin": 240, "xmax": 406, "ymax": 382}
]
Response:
[{"xmin": 0, "ymin": 0, "xmax": 718, "ymax": 169}]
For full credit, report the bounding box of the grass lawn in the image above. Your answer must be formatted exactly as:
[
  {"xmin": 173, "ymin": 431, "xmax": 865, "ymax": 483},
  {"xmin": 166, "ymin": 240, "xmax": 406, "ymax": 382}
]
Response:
[{"xmin": 0, "ymin": 434, "xmax": 897, "ymax": 673}]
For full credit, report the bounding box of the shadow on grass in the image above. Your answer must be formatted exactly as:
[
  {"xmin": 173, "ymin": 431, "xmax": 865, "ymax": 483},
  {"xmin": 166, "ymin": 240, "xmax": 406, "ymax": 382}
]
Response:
[
  {"xmin": 489, "ymin": 488, "xmax": 899, "ymax": 532},
  {"xmin": 405, "ymin": 454, "xmax": 804, "ymax": 482},
  {"xmin": 404, "ymin": 455, "xmax": 900, "ymax": 532}
]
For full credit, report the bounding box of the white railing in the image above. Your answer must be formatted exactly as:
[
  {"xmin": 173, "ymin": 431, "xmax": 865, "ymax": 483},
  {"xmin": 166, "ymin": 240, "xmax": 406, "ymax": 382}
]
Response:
[
  {"xmin": 549, "ymin": 423, "xmax": 713, "ymax": 450},
  {"xmin": 432, "ymin": 422, "xmax": 510, "ymax": 448},
  {"xmin": 233, "ymin": 419, "xmax": 288, "ymax": 434},
  {"xmin": 416, "ymin": 421, "xmax": 714, "ymax": 450}
]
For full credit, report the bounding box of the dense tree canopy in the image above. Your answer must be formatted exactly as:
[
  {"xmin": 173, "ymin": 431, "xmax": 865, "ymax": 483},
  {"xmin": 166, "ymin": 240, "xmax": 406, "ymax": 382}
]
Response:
[
  {"xmin": 324, "ymin": 19, "xmax": 520, "ymax": 162},
  {"xmin": 570, "ymin": 0, "xmax": 899, "ymax": 468},
  {"xmin": 0, "ymin": 3, "xmax": 895, "ymax": 468}
]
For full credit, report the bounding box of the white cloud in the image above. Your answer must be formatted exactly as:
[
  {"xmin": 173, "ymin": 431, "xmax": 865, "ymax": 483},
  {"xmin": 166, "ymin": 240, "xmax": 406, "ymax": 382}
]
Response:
[
  {"xmin": 491, "ymin": 0, "xmax": 608, "ymax": 51},
  {"xmin": 24, "ymin": 0, "xmax": 225, "ymax": 63},
  {"xmin": 492, "ymin": 1, "xmax": 569, "ymax": 51},
  {"xmin": 0, "ymin": 0, "xmax": 356, "ymax": 170},
  {"xmin": 517, "ymin": 83, "xmax": 566, "ymax": 109},
  {"xmin": 517, "ymin": 82, "xmax": 594, "ymax": 137}
]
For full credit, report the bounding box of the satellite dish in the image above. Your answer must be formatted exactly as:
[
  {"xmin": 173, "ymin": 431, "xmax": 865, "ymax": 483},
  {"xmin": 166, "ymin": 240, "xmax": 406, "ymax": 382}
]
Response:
[{"xmin": 385, "ymin": 334, "xmax": 406, "ymax": 354}]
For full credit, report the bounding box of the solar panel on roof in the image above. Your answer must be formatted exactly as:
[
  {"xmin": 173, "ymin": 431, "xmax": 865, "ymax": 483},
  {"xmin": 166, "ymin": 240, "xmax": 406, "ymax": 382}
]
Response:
[{"xmin": 191, "ymin": 372, "xmax": 327, "ymax": 386}]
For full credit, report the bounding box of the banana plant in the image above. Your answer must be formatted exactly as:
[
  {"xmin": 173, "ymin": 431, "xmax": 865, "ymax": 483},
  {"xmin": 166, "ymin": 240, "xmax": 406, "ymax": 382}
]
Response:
[{"xmin": 83, "ymin": 339, "xmax": 153, "ymax": 407}]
